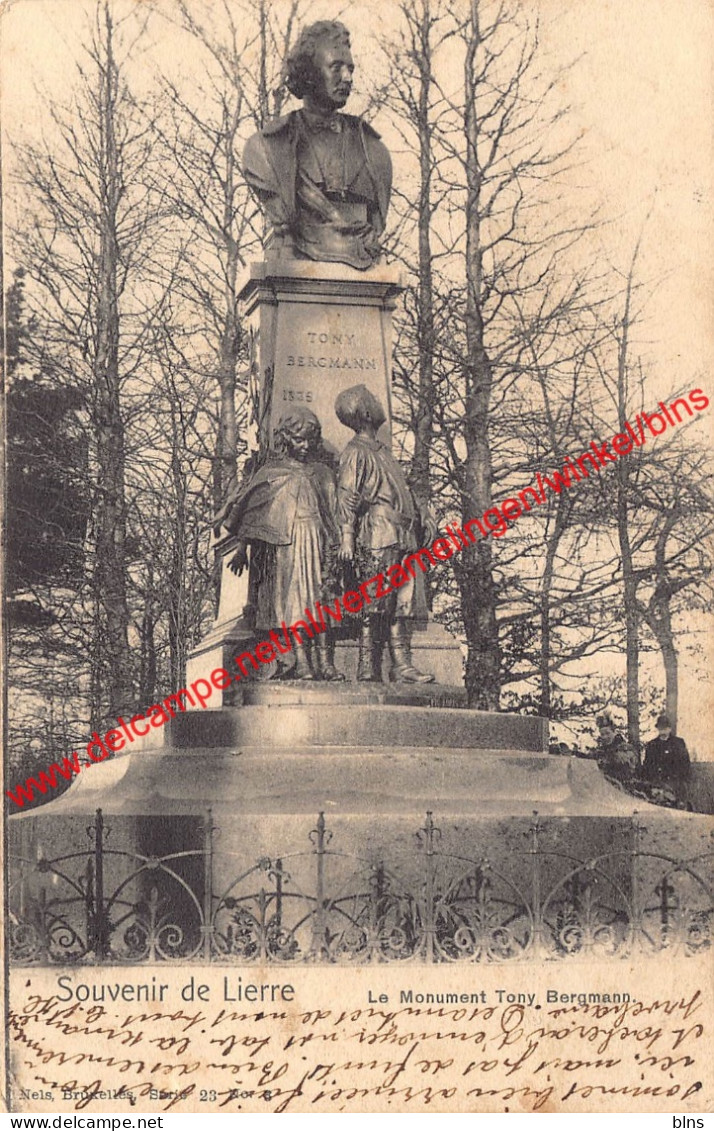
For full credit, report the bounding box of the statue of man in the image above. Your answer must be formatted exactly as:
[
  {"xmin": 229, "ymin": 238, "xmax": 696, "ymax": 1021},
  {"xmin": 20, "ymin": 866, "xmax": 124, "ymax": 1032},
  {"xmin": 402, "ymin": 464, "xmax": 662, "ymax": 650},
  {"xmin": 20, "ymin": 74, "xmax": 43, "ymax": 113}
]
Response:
[{"xmin": 243, "ymin": 21, "xmax": 392, "ymax": 270}]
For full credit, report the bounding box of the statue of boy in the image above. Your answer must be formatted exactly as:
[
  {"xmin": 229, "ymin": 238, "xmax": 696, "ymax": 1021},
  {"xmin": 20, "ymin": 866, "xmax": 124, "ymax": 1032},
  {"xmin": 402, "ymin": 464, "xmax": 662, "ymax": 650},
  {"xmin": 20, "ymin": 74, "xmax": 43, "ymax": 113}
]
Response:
[
  {"xmin": 335, "ymin": 385, "xmax": 434, "ymax": 683},
  {"xmin": 243, "ymin": 20, "xmax": 392, "ymax": 270},
  {"xmin": 218, "ymin": 408, "xmax": 343, "ymax": 681}
]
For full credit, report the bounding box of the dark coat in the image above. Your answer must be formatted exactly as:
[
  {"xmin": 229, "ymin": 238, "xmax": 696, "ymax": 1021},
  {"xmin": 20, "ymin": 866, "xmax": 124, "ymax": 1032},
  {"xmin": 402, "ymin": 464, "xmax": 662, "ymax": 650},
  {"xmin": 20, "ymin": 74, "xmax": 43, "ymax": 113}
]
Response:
[
  {"xmin": 595, "ymin": 731, "xmax": 637, "ymax": 782},
  {"xmin": 243, "ymin": 111, "xmax": 392, "ymax": 235},
  {"xmin": 643, "ymin": 734, "xmax": 690, "ymax": 781}
]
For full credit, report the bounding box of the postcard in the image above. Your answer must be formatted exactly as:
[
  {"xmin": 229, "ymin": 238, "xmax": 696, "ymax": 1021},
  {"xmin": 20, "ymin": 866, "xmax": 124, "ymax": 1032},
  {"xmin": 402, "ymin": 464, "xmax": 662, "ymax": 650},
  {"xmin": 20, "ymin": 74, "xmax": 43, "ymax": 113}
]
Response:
[{"xmin": 2, "ymin": 0, "xmax": 712, "ymax": 1115}]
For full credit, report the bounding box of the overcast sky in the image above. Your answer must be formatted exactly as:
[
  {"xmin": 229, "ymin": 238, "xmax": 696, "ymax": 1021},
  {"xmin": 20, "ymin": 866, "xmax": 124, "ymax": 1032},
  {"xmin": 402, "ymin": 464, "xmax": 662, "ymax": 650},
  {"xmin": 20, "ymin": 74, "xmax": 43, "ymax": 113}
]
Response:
[{"xmin": 2, "ymin": 0, "xmax": 712, "ymax": 382}]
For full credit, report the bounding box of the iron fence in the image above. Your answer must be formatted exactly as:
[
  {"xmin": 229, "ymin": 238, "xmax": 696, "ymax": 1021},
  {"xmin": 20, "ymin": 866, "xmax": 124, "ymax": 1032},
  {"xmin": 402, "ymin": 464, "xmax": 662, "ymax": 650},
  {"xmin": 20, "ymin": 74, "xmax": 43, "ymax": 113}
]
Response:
[{"xmin": 8, "ymin": 810, "xmax": 713, "ymax": 964}]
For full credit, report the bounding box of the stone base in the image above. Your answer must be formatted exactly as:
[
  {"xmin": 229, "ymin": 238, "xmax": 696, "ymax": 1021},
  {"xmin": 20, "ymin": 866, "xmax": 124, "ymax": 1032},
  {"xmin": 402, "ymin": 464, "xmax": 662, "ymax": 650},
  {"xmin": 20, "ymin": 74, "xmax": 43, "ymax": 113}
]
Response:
[
  {"xmin": 185, "ymin": 620, "xmax": 249, "ymax": 709},
  {"xmin": 28, "ymin": 742, "xmax": 681, "ymax": 820},
  {"xmin": 240, "ymin": 257, "xmax": 402, "ymax": 457},
  {"xmin": 239, "ymin": 683, "xmax": 468, "ymax": 708},
  {"xmin": 333, "ymin": 619, "xmax": 463, "ymax": 685},
  {"xmin": 17, "ymin": 687, "xmax": 677, "ymax": 821},
  {"xmin": 186, "ymin": 618, "xmax": 464, "ymax": 708},
  {"xmin": 167, "ymin": 701, "xmax": 546, "ymax": 751}
]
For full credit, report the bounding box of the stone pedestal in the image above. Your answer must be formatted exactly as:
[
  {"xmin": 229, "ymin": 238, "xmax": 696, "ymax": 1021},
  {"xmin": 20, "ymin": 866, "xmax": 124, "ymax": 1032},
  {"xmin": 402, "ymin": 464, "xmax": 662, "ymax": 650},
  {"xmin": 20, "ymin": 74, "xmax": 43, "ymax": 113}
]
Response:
[
  {"xmin": 333, "ymin": 619, "xmax": 463, "ymax": 685},
  {"xmin": 22, "ymin": 685, "xmax": 673, "ymax": 823},
  {"xmin": 185, "ymin": 532, "xmax": 253, "ymax": 708},
  {"xmin": 14, "ymin": 685, "xmax": 694, "ymax": 971},
  {"xmin": 186, "ymin": 255, "xmax": 464, "ymax": 695},
  {"xmin": 242, "ymin": 258, "xmax": 402, "ymax": 456}
]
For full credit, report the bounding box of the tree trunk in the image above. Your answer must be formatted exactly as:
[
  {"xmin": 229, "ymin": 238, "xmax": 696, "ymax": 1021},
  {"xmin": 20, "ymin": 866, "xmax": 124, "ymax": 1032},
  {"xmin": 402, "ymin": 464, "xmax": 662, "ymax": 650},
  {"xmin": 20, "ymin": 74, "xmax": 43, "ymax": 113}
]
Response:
[
  {"xmin": 618, "ymin": 493, "xmax": 640, "ymax": 751},
  {"xmin": 168, "ymin": 406, "xmax": 188, "ymax": 689},
  {"xmin": 139, "ymin": 593, "xmax": 157, "ymax": 706},
  {"xmin": 410, "ymin": 0, "xmax": 435, "ymax": 510},
  {"xmin": 660, "ymin": 623, "xmax": 678, "ymax": 726},
  {"xmin": 211, "ymin": 103, "xmax": 242, "ymax": 608},
  {"xmin": 615, "ymin": 281, "xmax": 640, "ymax": 752},
  {"xmin": 641, "ymin": 588, "xmax": 679, "ymax": 729},
  {"xmin": 458, "ymin": 0, "xmax": 501, "ymax": 709},
  {"xmin": 534, "ymin": 368, "xmax": 572, "ymax": 717},
  {"xmin": 92, "ymin": 2, "xmax": 133, "ymax": 718},
  {"xmin": 215, "ymin": 89, "xmax": 242, "ymax": 510},
  {"xmin": 539, "ymin": 522, "xmax": 564, "ymax": 717}
]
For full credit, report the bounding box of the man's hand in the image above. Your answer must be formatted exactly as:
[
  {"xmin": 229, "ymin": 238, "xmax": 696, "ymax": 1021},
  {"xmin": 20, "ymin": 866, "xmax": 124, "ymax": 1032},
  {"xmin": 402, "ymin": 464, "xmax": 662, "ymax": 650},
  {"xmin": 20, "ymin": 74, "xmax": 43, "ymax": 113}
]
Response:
[
  {"xmin": 228, "ymin": 545, "xmax": 249, "ymax": 575},
  {"xmin": 339, "ymin": 532, "xmax": 355, "ymax": 563}
]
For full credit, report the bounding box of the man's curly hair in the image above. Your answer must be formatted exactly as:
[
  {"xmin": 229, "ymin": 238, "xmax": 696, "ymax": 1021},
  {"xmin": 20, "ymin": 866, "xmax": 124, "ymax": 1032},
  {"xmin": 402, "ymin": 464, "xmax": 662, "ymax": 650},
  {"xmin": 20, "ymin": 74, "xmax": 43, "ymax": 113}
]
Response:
[{"xmin": 285, "ymin": 21, "xmax": 351, "ymax": 100}]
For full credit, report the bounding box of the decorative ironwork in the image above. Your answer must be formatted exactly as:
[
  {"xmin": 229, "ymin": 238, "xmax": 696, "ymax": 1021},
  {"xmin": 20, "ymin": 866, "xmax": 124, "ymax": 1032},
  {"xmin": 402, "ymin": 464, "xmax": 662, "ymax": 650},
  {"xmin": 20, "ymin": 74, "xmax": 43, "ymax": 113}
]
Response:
[{"xmin": 8, "ymin": 809, "xmax": 713, "ymax": 965}]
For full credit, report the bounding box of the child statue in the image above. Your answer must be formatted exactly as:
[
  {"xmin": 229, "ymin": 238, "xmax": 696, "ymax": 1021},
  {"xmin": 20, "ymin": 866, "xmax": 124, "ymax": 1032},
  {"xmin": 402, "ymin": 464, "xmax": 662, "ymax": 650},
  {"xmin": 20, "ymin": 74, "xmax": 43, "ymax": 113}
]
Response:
[
  {"xmin": 335, "ymin": 384, "xmax": 434, "ymax": 683},
  {"xmin": 217, "ymin": 408, "xmax": 343, "ymax": 681}
]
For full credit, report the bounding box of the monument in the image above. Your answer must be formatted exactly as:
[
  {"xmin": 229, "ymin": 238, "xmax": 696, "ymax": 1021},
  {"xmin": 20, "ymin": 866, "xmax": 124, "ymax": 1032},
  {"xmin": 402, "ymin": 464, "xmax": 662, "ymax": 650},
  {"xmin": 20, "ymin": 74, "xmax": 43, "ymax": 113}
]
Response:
[
  {"xmin": 10, "ymin": 24, "xmax": 679, "ymax": 980},
  {"xmin": 187, "ymin": 18, "xmax": 463, "ymax": 690},
  {"xmin": 116, "ymin": 18, "xmax": 634, "ymax": 819}
]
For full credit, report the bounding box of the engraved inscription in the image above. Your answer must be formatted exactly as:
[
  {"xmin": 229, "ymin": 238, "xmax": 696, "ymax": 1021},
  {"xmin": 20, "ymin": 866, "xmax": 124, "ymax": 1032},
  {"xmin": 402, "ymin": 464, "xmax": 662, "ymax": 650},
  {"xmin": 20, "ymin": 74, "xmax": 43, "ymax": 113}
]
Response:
[
  {"xmin": 306, "ymin": 332, "xmax": 356, "ymax": 345},
  {"xmin": 282, "ymin": 389, "xmax": 314, "ymax": 403},
  {"xmin": 286, "ymin": 355, "xmax": 377, "ymax": 370}
]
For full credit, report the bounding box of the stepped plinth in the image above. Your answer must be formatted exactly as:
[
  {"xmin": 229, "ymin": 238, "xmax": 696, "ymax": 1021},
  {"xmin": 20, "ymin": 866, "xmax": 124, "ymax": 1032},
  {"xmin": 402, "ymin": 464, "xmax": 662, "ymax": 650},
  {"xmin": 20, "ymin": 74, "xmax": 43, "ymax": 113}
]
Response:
[
  {"xmin": 21, "ymin": 683, "xmax": 669, "ymax": 821},
  {"xmin": 11, "ymin": 687, "xmax": 700, "ymax": 980}
]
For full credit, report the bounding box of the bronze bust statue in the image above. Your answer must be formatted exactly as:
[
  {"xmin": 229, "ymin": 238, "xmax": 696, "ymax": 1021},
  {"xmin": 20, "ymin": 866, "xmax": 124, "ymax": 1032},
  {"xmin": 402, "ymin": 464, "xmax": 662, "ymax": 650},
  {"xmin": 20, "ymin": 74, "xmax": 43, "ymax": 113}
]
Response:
[{"xmin": 243, "ymin": 21, "xmax": 392, "ymax": 270}]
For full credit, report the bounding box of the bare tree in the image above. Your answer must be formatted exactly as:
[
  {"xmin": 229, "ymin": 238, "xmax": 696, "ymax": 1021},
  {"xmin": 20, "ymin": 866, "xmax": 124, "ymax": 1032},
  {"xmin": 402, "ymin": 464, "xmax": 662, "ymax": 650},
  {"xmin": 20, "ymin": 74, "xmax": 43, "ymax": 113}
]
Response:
[
  {"xmin": 382, "ymin": 0, "xmax": 599, "ymax": 708},
  {"xmin": 635, "ymin": 441, "xmax": 713, "ymax": 727},
  {"xmin": 152, "ymin": 0, "xmax": 308, "ymax": 512},
  {"xmin": 376, "ymin": 0, "xmax": 458, "ymax": 510},
  {"xmin": 13, "ymin": 2, "xmax": 172, "ymax": 722},
  {"xmin": 573, "ymin": 230, "xmax": 713, "ymax": 741}
]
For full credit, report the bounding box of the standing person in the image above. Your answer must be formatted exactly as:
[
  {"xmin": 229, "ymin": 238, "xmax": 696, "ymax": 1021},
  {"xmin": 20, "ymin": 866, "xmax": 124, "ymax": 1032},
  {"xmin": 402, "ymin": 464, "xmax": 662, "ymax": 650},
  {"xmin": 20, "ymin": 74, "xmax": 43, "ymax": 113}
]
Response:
[
  {"xmin": 643, "ymin": 714, "xmax": 691, "ymax": 785},
  {"xmin": 217, "ymin": 408, "xmax": 343, "ymax": 681},
  {"xmin": 593, "ymin": 714, "xmax": 638, "ymax": 784},
  {"xmin": 335, "ymin": 384, "xmax": 433, "ymax": 684}
]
